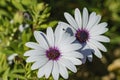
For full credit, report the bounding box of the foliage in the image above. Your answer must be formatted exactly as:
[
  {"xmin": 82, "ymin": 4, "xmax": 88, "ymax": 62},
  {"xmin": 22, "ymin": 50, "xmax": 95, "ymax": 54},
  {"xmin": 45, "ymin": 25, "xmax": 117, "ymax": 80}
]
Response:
[
  {"xmin": 0, "ymin": 0, "xmax": 120, "ymax": 80},
  {"xmin": 0, "ymin": 0, "xmax": 57, "ymax": 80}
]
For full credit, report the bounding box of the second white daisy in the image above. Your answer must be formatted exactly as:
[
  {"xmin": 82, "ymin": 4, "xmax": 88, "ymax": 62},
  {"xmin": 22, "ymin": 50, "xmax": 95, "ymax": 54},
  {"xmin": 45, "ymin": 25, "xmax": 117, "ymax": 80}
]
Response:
[{"xmin": 59, "ymin": 8, "xmax": 110, "ymax": 63}]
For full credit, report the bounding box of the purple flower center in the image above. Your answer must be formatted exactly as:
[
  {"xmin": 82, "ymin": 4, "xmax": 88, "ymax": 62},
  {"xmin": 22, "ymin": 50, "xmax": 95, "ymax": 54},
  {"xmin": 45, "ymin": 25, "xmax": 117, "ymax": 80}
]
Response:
[
  {"xmin": 75, "ymin": 29, "xmax": 89, "ymax": 43},
  {"xmin": 46, "ymin": 47, "xmax": 61, "ymax": 60}
]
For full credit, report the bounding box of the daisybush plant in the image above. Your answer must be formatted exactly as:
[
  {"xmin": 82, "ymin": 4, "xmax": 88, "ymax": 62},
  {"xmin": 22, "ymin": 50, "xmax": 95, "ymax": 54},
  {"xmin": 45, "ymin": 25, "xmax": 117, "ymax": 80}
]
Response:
[
  {"xmin": 0, "ymin": 0, "xmax": 120, "ymax": 80},
  {"xmin": 0, "ymin": 0, "xmax": 57, "ymax": 79}
]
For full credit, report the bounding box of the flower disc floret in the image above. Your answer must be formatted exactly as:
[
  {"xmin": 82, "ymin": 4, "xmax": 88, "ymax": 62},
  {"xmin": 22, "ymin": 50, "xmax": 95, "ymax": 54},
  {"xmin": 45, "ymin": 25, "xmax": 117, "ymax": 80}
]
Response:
[
  {"xmin": 75, "ymin": 29, "xmax": 89, "ymax": 43},
  {"xmin": 46, "ymin": 47, "xmax": 60, "ymax": 60}
]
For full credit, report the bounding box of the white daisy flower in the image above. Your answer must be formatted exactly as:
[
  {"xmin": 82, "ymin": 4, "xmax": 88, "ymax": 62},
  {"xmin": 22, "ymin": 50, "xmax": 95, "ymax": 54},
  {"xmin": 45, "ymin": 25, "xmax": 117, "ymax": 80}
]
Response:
[
  {"xmin": 8, "ymin": 53, "xmax": 18, "ymax": 64},
  {"xmin": 59, "ymin": 8, "xmax": 110, "ymax": 63},
  {"xmin": 19, "ymin": 24, "xmax": 29, "ymax": 32},
  {"xmin": 24, "ymin": 25, "xmax": 83, "ymax": 80},
  {"xmin": 10, "ymin": 19, "xmax": 14, "ymax": 24}
]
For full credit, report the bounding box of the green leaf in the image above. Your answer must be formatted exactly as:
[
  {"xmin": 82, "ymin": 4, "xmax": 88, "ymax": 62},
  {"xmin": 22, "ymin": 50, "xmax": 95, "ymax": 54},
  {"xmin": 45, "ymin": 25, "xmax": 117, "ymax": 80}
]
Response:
[
  {"xmin": 48, "ymin": 21, "xmax": 58, "ymax": 27},
  {"xmin": 8, "ymin": 73, "xmax": 26, "ymax": 79},
  {"xmin": 11, "ymin": 69, "xmax": 25, "ymax": 74},
  {"xmin": 2, "ymin": 68, "xmax": 10, "ymax": 80},
  {"xmin": 11, "ymin": 0, "xmax": 25, "ymax": 11}
]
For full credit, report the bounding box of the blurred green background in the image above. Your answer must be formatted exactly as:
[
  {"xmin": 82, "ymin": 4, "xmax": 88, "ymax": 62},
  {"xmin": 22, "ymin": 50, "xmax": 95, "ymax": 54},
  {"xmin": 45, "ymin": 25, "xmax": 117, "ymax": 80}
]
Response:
[{"xmin": 0, "ymin": 0, "xmax": 120, "ymax": 80}]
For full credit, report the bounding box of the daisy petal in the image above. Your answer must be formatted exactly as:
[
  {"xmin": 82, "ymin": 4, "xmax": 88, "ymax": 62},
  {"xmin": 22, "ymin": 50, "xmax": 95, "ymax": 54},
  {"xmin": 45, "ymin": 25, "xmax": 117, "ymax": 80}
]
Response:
[
  {"xmin": 59, "ymin": 57, "xmax": 77, "ymax": 73},
  {"xmin": 26, "ymin": 56, "xmax": 39, "ymax": 62},
  {"xmin": 26, "ymin": 55, "xmax": 47, "ymax": 62},
  {"xmin": 47, "ymin": 27, "xmax": 54, "ymax": 47},
  {"xmin": 81, "ymin": 57, "xmax": 87, "ymax": 64},
  {"xmin": 87, "ymin": 54, "xmax": 93, "ymax": 62},
  {"xmin": 37, "ymin": 66, "xmax": 45, "ymax": 78},
  {"xmin": 25, "ymin": 42, "xmax": 44, "ymax": 50},
  {"xmin": 90, "ymin": 22, "xmax": 108, "ymax": 32},
  {"xmin": 34, "ymin": 31, "xmax": 49, "ymax": 49},
  {"xmin": 24, "ymin": 50, "xmax": 45, "ymax": 56},
  {"xmin": 89, "ymin": 39, "xmax": 107, "ymax": 52},
  {"xmin": 88, "ymin": 42, "xmax": 102, "ymax": 58},
  {"xmin": 95, "ymin": 15, "xmax": 101, "ymax": 25},
  {"xmin": 62, "ymin": 51, "xmax": 83, "ymax": 58},
  {"xmin": 91, "ymin": 28, "xmax": 108, "ymax": 36},
  {"xmin": 75, "ymin": 8, "xmax": 82, "ymax": 28},
  {"xmin": 31, "ymin": 58, "xmax": 48, "ymax": 70},
  {"xmin": 91, "ymin": 35, "xmax": 110, "ymax": 42},
  {"xmin": 86, "ymin": 12, "xmax": 96, "ymax": 29},
  {"xmin": 44, "ymin": 60, "xmax": 53, "ymax": 78},
  {"xmin": 82, "ymin": 8, "xmax": 88, "ymax": 29},
  {"xmin": 55, "ymin": 24, "xmax": 64, "ymax": 46},
  {"xmin": 52, "ymin": 61, "xmax": 59, "ymax": 80},
  {"xmin": 58, "ymin": 62, "xmax": 68, "ymax": 79},
  {"xmin": 86, "ymin": 13, "xmax": 101, "ymax": 30},
  {"xmin": 97, "ymin": 22, "xmax": 108, "ymax": 28},
  {"xmin": 64, "ymin": 12, "xmax": 78, "ymax": 30},
  {"xmin": 63, "ymin": 56, "xmax": 82, "ymax": 65}
]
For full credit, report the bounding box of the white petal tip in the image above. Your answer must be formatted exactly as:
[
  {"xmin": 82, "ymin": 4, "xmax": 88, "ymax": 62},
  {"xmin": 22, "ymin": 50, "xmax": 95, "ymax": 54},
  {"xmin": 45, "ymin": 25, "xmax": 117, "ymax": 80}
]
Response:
[
  {"xmin": 104, "ymin": 49, "xmax": 107, "ymax": 52},
  {"xmin": 31, "ymin": 67, "xmax": 34, "ymax": 70},
  {"xmin": 105, "ymin": 23, "xmax": 108, "ymax": 26},
  {"xmin": 75, "ymin": 8, "xmax": 79, "ymax": 11},
  {"xmin": 47, "ymin": 27, "xmax": 52, "ymax": 29},
  {"xmin": 31, "ymin": 66, "xmax": 37, "ymax": 70},
  {"xmin": 34, "ymin": 31, "xmax": 41, "ymax": 36},
  {"xmin": 73, "ymin": 70, "xmax": 77, "ymax": 73},
  {"xmin": 58, "ymin": 21, "xmax": 64, "ymax": 25},
  {"xmin": 63, "ymin": 76, "xmax": 69, "ymax": 80},
  {"xmin": 26, "ymin": 60, "xmax": 30, "ymax": 63},
  {"xmin": 34, "ymin": 31, "xmax": 38, "ymax": 33},
  {"xmin": 98, "ymin": 55, "xmax": 102, "ymax": 58},
  {"xmin": 64, "ymin": 12, "xmax": 69, "ymax": 17},
  {"xmin": 25, "ymin": 42, "xmax": 30, "ymax": 47},
  {"xmin": 24, "ymin": 51, "xmax": 30, "ymax": 56},
  {"xmin": 88, "ymin": 57, "xmax": 93, "ymax": 62},
  {"xmin": 24, "ymin": 53, "xmax": 28, "ymax": 56},
  {"xmin": 78, "ymin": 61, "xmax": 82, "ymax": 65},
  {"xmin": 107, "ymin": 38, "xmax": 110, "ymax": 42},
  {"xmin": 83, "ymin": 7, "xmax": 87, "ymax": 11}
]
